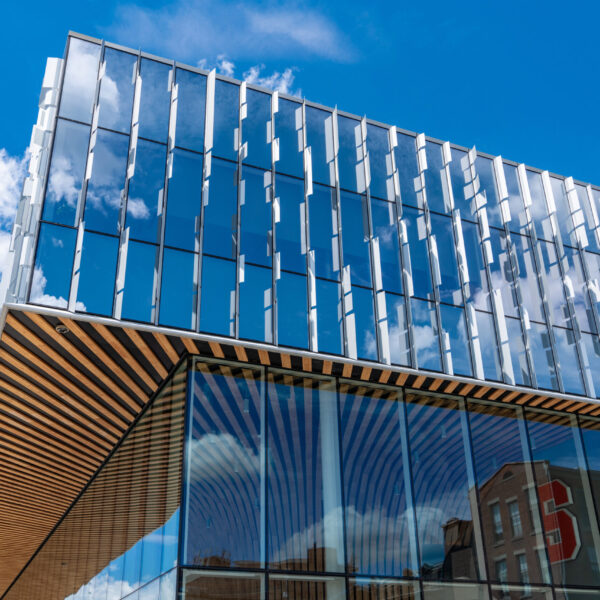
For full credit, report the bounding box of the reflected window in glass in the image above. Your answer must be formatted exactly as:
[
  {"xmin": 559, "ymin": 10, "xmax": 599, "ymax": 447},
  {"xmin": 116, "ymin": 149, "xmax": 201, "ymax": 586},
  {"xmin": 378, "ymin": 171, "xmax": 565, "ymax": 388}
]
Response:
[
  {"xmin": 563, "ymin": 245, "xmax": 593, "ymax": 332},
  {"xmin": 77, "ymin": 232, "xmax": 118, "ymax": 316},
  {"xmin": 59, "ymin": 37, "xmax": 101, "ymax": 124},
  {"xmin": 138, "ymin": 58, "xmax": 171, "ymax": 143},
  {"xmin": 175, "ymin": 68, "xmax": 206, "ymax": 152},
  {"xmin": 126, "ymin": 139, "xmax": 166, "ymax": 243},
  {"xmin": 43, "ymin": 119, "xmax": 90, "ymax": 226},
  {"xmin": 98, "ymin": 48, "xmax": 137, "ymax": 133},
  {"xmin": 182, "ymin": 570, "xmax": 263, "ymax": 600},
  {"xmin": 30, "ymin": 223, "xmax": 76, "ymax": 308}
]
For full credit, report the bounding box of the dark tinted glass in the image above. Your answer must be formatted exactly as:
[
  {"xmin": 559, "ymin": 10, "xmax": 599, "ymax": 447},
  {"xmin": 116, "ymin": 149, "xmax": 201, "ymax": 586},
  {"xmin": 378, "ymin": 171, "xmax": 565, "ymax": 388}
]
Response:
[
  {"xmin": 239, "ymin": 264, "xmax": 272, "ymax": 343},
  {"xmin": 315, "ymin": 278, "xmax": 342, "ymax": 355},
  {"xmin": 121, "ymin": 241, "xmax": 157, "ymax": 323},
  {"xmin": 352, "ymin": 285, "xmax": 377, "ymax": 361},
  {"xmin": 199, "ymin": 256, "xmax": 235, "ymax": 336},
  {"xmin": 277, "ymin": 271, "xmax": 308, "ymax": 349},
  {"xmin": 159, "ymin": 248, "xmax": 196, "ymax": 330}
]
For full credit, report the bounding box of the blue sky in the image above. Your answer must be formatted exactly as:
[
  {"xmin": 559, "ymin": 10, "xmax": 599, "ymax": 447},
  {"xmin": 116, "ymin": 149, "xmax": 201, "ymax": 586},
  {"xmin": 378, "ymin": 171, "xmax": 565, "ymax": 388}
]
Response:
[{"xmin": 1, "ymin": 0, "xmax": 599, "ymax": 234}]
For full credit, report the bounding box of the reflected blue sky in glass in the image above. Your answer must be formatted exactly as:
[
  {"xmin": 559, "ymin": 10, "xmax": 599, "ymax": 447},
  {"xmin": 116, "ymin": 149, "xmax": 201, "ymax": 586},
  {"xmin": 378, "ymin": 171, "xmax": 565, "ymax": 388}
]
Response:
[
  {"xmin": 138, "ymin": 58, "xmax": 171, "ymax": 143},
  {"xmin": 526, "ymin": 170, "xmax": 553, "ymax": 242},
  {"xmin": 424, "ymin": 141, "xmax": 445, "ymax": 214},
  {"xmin": 553, "ymin": 326, "xmax": 585, "ymax": 395},
  {"xmin": 121, "ymin": 241, "xmax": 157, "ymax": 323},
  {"xmin": 550, "ymin": 176, "xmax": 575, "ymax": 247},
  {"xmin": 126, "ymin": 139, "xmax": 166, "ymax": 243},
  {"xmin": 308, "ymin": 184, "xmax": 339, "ymax": 281},
  {"xmin": 395, "ymin": 132, "xmax": 419, "ymax": 209},
  {"xmin": 537, "ymin": 239, "xmax": 566, "ymax": 326},
  {"xmin": 403, "ymin": 206, "xmax": 433, "ymax": 300},
  {"xmin": 43, "ymin": 119, "xmax": 90, "ymax": 226},
  {"xmin": 582, "ymin": 333, "xmax": 600, "ymax": 398},
  {"xmin": 164, "ymin": 149, "xmax": 203, "ymax": 252},
  {"xmin": 367, "ymin": 124, "xmax": 393, "ymax": 201},
  {"xmin": 476, "ymin": 155, "xmax": 501, "ymax": 229},
  {"xmin": 385, "ymin": 292, "xmax": 410, "ymax": 366},
  {"xmin": 488, "ymin": 227, "xmax": 517, "ymax": 318},
  {"xmin": 59, "ymin": 37, "xmax": 100, "ymax": 124},
  {"xmin": 576, "ymin": 183, "xmax": 600, "ymax": 255},
  {"xmin": 240, "ymin": 166, "xmax": 271, "ymax": 267},
  {"xmin": 461, "ymin": 219, "xmax": 490, "ymax": 311},
  {"xmin": 371, "ymin": 199, "xmax": 402, "ymax": 294},
  {"xmin": 239, "ymin": 264, "xmax": 272, "ymax": 343},
  {"xmin": 410, "ymin": 298, "xmax": 441, "ymax": 371},
  {"xmin": 276, "ymin": 174, "xmax": 305, "ymax": 274},
  {"xmin": 440, "ymin": 303, "xmax": 472, "ymax": 376},
  {"xmin": 212, "ymin": 80, "xmax": 239, "ymax": 161},
  {"xmin": 175, "ymin": 68, "xmax": 206, "ymax": 153},
  {"xmin": 203, "ymin": 158, "xmax": 237, "ymax": 259},
  {"xmin": 77, "ymin": 232, "xmax": 118, "ymax": 316},
  {"xmin": 199, "ymin": 256, "xmax": 235, "ymax": 336},
  {"xmin": 430, "ymin": 213, "xmax": 461, "ymax": 305},
  {"xmin": 528, "ymin": 322, "xmax": 558, "ymax": 391},
  {"xmin": 562, "ymin": 245, "xmax": 592, "ymax": 332},
  {"xmin": 315, "ymin": 278, "xmax": 342, "ymax": 355},
  {"xmin": 98, "ymin": 48, "xmax": 136, "ymax": 134},
  {"xmin": 277, "ymin": 271, "xmax": 308, "ymax": 349},
  {"xmin": 159, "ymin": 248, "xmax": 196, "ymax": 330},
  {"xmin": 503, "ymin": 163, "xmax": 528, "ymax": 236},
  {"xmin": 274, "ymin": 98, "xmax": 303, "ymax": 179},
  {"xmin": 449, "ymin": 147, "xmax": 471, "ymax": 218},
  {"xmin": 341, "ymin": 192, "xmax": 371, "ymax": 288},
  {"xmin": 337, "ymin": 114, "xmax": 362, "ymax": 193},
  {"xmin": 505, "ymin": 316, "xmax": 531, "ymax": 387},
  {"xmin": 352, "ymin": 285, "xmax": 376, "ymax": 360},
  {"xmin": 305, "ymin": 106, "xmax": 334, "ymax": 187},
  {"xmin": 511, "ymin": 233, "xmax": 544, "ymax": 323},
  {"xmin": 84, "ymin": 128, "xmax": 129, "ymax": 235},
  {"xmin": 244, "ymin": 89, "xmax": 271, "ymax": 170},
  {"xmin": 475, "ymin": 310, "xmax": 502, "ymax": 381},
  {"xmin": 30, "ymin": 223, "xmax": 76, "ymax": 308}
]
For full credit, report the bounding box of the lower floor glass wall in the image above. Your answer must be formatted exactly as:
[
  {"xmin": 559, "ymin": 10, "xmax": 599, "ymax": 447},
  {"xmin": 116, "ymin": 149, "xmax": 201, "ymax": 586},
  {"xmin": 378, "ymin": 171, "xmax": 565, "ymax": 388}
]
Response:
[{"xmin": 6, "ymin": 354, "xmax": 600, "ymax": 600}]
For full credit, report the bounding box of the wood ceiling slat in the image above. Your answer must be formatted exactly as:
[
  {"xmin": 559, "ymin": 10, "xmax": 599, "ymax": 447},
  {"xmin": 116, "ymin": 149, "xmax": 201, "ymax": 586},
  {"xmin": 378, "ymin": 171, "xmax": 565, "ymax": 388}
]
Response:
[
  {"xmin": 153, "ymin": 332, "xmax": 180, "ymax": 365},
  {"xmin": 122, "ymin": 327, "xmax": 168, "ymax": 379}
]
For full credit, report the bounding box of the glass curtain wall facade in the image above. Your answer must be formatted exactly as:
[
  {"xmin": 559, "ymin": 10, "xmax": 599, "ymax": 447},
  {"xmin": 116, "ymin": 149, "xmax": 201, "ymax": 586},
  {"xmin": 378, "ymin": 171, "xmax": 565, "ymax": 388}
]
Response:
[
  {"xmin": 13, "ymin": 34, "xmax": 600, "ymax": 402},
  {"xmin": 7, "ymin": 356, "xmax": 600, "ymax": 600}
]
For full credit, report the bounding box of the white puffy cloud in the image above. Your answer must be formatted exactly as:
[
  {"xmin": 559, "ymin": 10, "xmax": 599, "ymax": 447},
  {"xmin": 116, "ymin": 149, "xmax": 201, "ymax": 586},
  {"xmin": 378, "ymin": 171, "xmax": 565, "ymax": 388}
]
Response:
[
  {"xmin": 243, "ymin": 64, "xmax": 300, "ymax": 96},
  {"xmin": 126, "ymin": 197, "xmax": 151, "ymax": 220},
  {"xmin": 0, "ymin": 148, "xmax": 26, "ymax": 227}
]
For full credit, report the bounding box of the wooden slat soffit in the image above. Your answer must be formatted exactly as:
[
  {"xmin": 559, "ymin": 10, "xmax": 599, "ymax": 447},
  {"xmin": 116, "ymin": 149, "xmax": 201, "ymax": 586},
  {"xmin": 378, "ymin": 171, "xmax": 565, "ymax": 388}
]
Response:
[{"xmin": 0, "ymin": 306, "xmax": 597, "ymax": 595}]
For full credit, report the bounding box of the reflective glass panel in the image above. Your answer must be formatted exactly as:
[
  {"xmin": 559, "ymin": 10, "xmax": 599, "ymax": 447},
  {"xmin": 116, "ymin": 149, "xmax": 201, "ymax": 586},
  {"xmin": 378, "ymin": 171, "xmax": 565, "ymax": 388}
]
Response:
[
  {"xmin": 182, "ymin": 571, "xmax": 263, "ymax": 600},
  {"xmin": 527, "ymin": 170, "xmax": 553, "ymax": 242},
  {"xmin": 308, "ymin": 184, "xmax": 339, "ymax": 281},
  {"xmin": 126, "ymin": 139, "xmax": 166, "ymax": 243},
  {"xmin": 43, "ymin": 119, "xmax": 90, "ymax": 226},
  {"xmin": 511, "ymin": 233, "xmax": 544, "ymax": 323},
  {"xmin": 277, "ymin": 271, "xmax": 308, "ymax": 349},
  {"xmin": 462, "ymin": 219, "xmax": 491, "ymax": 311},
  {"xmin": 239, "ymin": 264, "xmax": 272, "ymax": 343},
  {"xmin": 410, "ymin": 298, "xmax": 441, "ymax": 371},
  {"xmin": 563, "ymin": 245, "xmax": 594, "ymax": 332},
  {"xmin": 406, "ymin": 394, "xmax": 484, "ymax": 581},
  {"xmin": 138, "ymin": 58, "xmax": 171, "ymax": 143},
  {"xmin": 371, "ymin": 198, "xmax": 402, "ymax": 294},
  {"xmin": 504, "ymin": 163, "xmax": 529, "ymax": 235},
  {"xmin": 385, "ymin": 292, "xmax": 410, "ymax": 366},
  {"xmin": 175, "ymin": 68, "xmax": 207, "ymax": 152},
  {"xmin": 581, "ymin": 332, "xmax": 600, "ymax": 397},
  {"xmin": 98, "ymin": 48, "xmax": 137, "ymax": 133},
  {"xmin": 159, "ymin": 248, "xmax": 196, "ymax": 330},
  {"xmin": 59, "ymin": 37, "xmax": 101, "ymax": 124},
  {"xmin": 315, "ymin": 278, "xmax": 343, "ymax": 355},
  {"xmin": 424, "ymin": 141, "xmax": 446, "ymax": 214},
  {"xmin": 305, "ymin": 106, "xmax": 335, "ymax": 187},
  {"xmin": 274, "ymin": 98, "xmax": 303, "ymax": 178},
  {"xmin": 30, "ymin": 223, "xmax": 76, "ymax": 308},
  {"xmin": 550, "ymin": 176, "xmax": 575, "ymax": 247},
  {"xmin": 430, "ymin": 213, "xmax": 462, "ymax": 305},
  {"xmin": 212, "ymin": 80, "xmax": 239, "ymax": 161},
  {"xmin": 490, "ymin": 585, "xmax": 552, "ymax": 600},
  {"xmin": 184, "ymin": 361, "xmax": 264, "ymax": 568},
  {"xmin": 199, "ymin": 256, "xmax": 235, "ymax": 336},
  {"xmin": 489, "ymin": 227, "xmax": 517, "ymax": 318},
  {"xmin": 276, "ymin": 174, "xmax": 305, "ymax": 274},
  {"xmin": 475, "ymin": 310, "xmax": 502, "ymax": 381},
  {"xmin": 76, "ymin": 232, "xmax": 118, "ymax": 316},
  {"xmin": 440, "ymin": 303, "xmax": 472, "ymax": 376},
  {"xmin": 84, "ymin": 128, "xmax": 128, "ymax": 235},
  {"xmin": 525, "ymin": 410, "xmax": 600, "ymax": 587},
  {"xmin": 468, "ymin": 402, "xmax": 550, "ymax": 585},
  {"xmin": 404, "ymin": 206, "xmax": 433, "ymax": 300},
  {"xmin": 337, "ymin": 115, "xmax": 364, "ymax": 193},
  {"xmin": 476, "ymin": 155, "xmax": 502, "ymax": 228},
  {"xmin": 395, "ymin": 132, "xmax": 419, "ymax": 209},
  {"xmin": 576, "ymin": 182, "xmax": 600, "ymax": 254},
  {"xmin": 121, "ymin": 241, "xmax": 157, "ymax": 323},
  {"xmin": 340, "ymin": 382, "xmax": 417, "ymax": 576},
  {"xmin": 243, "ymin": 89, "xmax": 271, "ymax": 170},
  {"xmin": 579, "ymin": 417, "xmax": 600, "ymax": 535},
  {"xmin": 164, "ymin": 148, "xmax": 203, "ymax": 252},
  {"xmin": 203, "ymin": 158, "xmax": 238, "ymax": 259},
  {"xmin": 450, "ymin": 147, "xmax": 472, "ymax": 217},
  {"xmin": 240, "ymin": 166, "xmax": 272, "ymax": 267},
  {"xmin": 422, "ymin": 582, "xmax": 489, "ymax": 600},
  {"xmin": 367, "ymin": 123, "xmax": 394, "ymax": 201},
  {"xmin": 349, "ymin": 578, "xmax": 421, "ymax": 600},
  {"xmin": 537, "ymin": 239, "xmax": 567, "ymax": 326},
  {"xmin": 528, "ymin": 321, "xmax": 558, "ymax": 390},
  {"xmin": 505, "ymin": 316, "xmax": 532, "ymax": 387},
  {"xmin": 352, "ymin": 285, "xmax": 377, "ymax": 361},
  {"xmin": 269, "ymin": 575, "xmax": 345, "ymax": 600},
  {"xmin": 341, "ymin": 192, "xmax": 372, "ymax": 288},
  {"xmin": 553, "ymin": 326, "xmax": 585, "ymax": 395},
  {"xmin": 267, "ymin": 372, "xmax": 344, "ymax": 572}
]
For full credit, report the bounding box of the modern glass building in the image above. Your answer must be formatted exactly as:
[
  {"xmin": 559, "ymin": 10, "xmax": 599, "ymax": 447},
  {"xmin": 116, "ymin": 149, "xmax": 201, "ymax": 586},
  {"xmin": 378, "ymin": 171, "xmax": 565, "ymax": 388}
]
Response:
[{"xmin": 2, "ymin": 31, "xmax": 600, "ymax": 599}]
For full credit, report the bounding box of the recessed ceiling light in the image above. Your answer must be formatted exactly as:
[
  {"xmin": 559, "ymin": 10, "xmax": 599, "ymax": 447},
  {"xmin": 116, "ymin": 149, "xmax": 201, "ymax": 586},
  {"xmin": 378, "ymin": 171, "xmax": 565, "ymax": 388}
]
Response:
[{"xmin": 55, "ymin": 324, "xmax": 69, "ymax": 334}]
